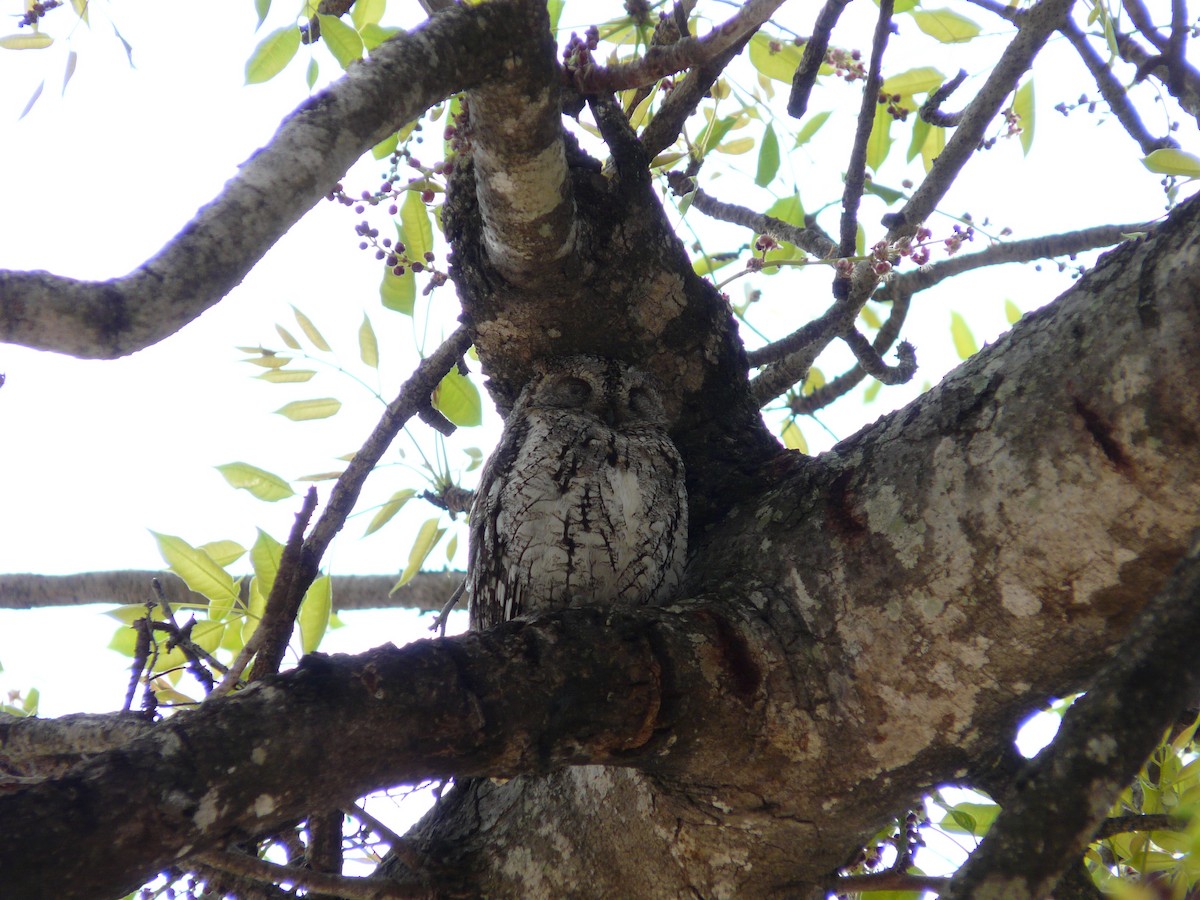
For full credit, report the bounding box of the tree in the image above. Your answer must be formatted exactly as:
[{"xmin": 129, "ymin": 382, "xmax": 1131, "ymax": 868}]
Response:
[{"xmin": 2, "ymin": 0, "xmax": 1200, "ymax": 897}]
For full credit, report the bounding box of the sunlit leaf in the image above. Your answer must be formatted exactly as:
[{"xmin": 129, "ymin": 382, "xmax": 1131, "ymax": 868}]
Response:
[
  {"xmin": 1004, "ymin": 299, "xmax": 1022, "ymax": 324},
  {"xmin": 766, "ymin": 193, "xmax": 804, "ymax": 227},
  {"xmin": 293, "ymin": 307, "xmax": 331, "ymax": 351},
  {"xmin": 365, "ymin": 489, "xmax": 417, "ymax": 536},
  {"xmin": 317, "ymin": 14, "xmax": 363, "ymax": 69},
  {"xmin": 863, "ymin": 178, "xmax": 906, "ymax": 204},
  {"xmin": 794, "ymin": 110, "xmax": 831, "ymax": 146},
  {"xmin": 0, "ymin": 33, "xmax": 54, "ymax": 50},
  {"xmin": 250, "ymin": 529, "xmax": 284, "ymax": 600},
  {"xmin": 446, "ymin": 532, "xmax": 458, "ymax": 561},
  {"xmin": 254, "ymin": 0, "xmax": 271, "ymax": 29},
  {"xmin": 718, "ymin": 136, "xmax": 755, "ymax": 155},
  {"xmin": 69, "ymin": 0, "xmax": 89, "ymax": 24},
  {"xmin": 360, "ymin": 24, "xmax": 402, "ymax": 49},
  {"xmin": 22, "ymin": 688, "xmax": 39, "ymax": 715},
  {"xmin": 306, "ymin": 56, "xmax": 319, "ymax": 90},
  {"xmin": 275, "ymin": 398, "xmax": 342, "ymax": 421},
  {"xmin": 866, "ymin": 102, "xmax": 893, "ymax": 171},
  {"xmin": 433, "ymin": 369, "xmax": 483, "ymax": 427},
  {"xmin": 755, "ymin": 123, "xmax": 780, "ymax": 187},
  {"xmin": 152, "ymin": 533, "xmax": 240, "ymax": 609},
  {"xmin": 547, "ymin": 0, "xmax": 565, "ymax": 32},
  {"xmin": 910, "ymin": 9, "xmax": 981, "ymax": 43},
  {"xmin": 781, "ymin": 420, "xmax": 808, "ymax": 452},
  {"xmin": 950, "ymin": 311, "xmax": 979, "ymax": 359},
  {"xmin": 245, "ymin": 25, "xmax": 300, "ymax": 84},
  {"xmin": 359, "ymin": 314, "xmax": 379, "ymax": 368},
  {"xmin": 257, "ymin": 368, "xmax": 316, "ymax": 383},
  {"xmin": 881, "ymin": 67, "xmax": 946, "ymax": 97},
  {"xmin": 1013, "ymin": 79, "xmax": 1035, "ymax": 156},
  {"xmin": 401, "ymin": 189, "xmax": 435, "ymax": 261},
  {"xmin": 919, "ymin": 123, "xmax": 946, "ymax": 173},
  {"xmin": 215, "ymin": 462, "xmax": 295, "ymax": 502},
  {"xmin": 394, "ymin": 519, "xmax": 446, "ymax": 588},
  {"xmin": 940, "ymin": 801, "xmax": 999, "ymax": 835},
  {"xmin": 864, "ymin": 380, "xmax": 882, "ymax": 403},
  {"xmin": 299, "ymin": 575, "xmax": 332, "ymax": 653},
  {"xmin": 199, "ymin": 540, "xmax": 245, "ymax": 568},
  {"xmin": 244, "ymin": 352, "xmax": 289, "ymax": 369},
  {"xmin": 748, "ymin": 33, "xmax": 804, "ymax": 83},
  {"xmin": 351, "ymin": 0, "xmax": 385, "ymax": 30},
  {"xmin": 381, "ymin": 262, "xmax": 415, "ymax": 314},
  {"xmin": 1142, "ymin": 148, "xmax": 1200, "ymax": 178},
  {"xmin": 275, "ymin": 324, "xmax": 301, "ymax": 349}
]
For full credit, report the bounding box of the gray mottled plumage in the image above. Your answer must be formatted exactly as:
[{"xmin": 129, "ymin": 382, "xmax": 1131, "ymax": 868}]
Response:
[{"xmin": 467, "ymin": 357, "xmax": 688, "ymax": 631}]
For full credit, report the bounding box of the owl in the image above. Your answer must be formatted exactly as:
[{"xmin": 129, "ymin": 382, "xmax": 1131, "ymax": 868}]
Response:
[{"xmin": 467, "ymin": 357, "xmax": 688, "ymax": 631}]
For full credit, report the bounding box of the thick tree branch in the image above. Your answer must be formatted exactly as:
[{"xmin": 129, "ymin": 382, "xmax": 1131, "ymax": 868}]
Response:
[
  {"xmin": 0, "ymin": 2, "xmax": 517, "ymax": 358},
  {"xmin": 788, "ymin": 0, "xmax": 855, "ymax": 119},
  {"xmin": 0, "ymin": 604, "xmax": 769, "ymax": 900},
  {"xmin": 944, "ymin": 532, "xmax": 1200, "ymax": 899},
  {"xmin": 1115, "ymin": 31, "xmax": 1200, "ymax": 126},
  {"xmin": 465, "ymin": 0, "xmax": 578, "ymax": 288}
]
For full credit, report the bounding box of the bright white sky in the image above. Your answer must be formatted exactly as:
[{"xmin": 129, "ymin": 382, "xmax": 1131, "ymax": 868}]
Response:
[{"xmin": 0, "ymin": 0, "xmax": 1188, "ymax": 814}]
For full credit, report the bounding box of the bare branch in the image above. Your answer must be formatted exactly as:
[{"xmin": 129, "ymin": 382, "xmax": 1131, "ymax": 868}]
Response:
[
  {"xmin": 1061, "ymin": 18, "xmax": 1178, "ymax": 154},
  {"xmin": 573, "ymin": 0, "xmax": 787, "ymax": 92},
  {"xmin": 944, "ymin": 533, "xmax": 1200, "ymax": 898},
  {"xmin": 0, "ymin": 3, "xmax": 519, "ymax": 358},
  {"xmin": 0, "ymin": 570, "xmax": 461, "ymax": 612},
  {"xmin": 895, "ymin": 0, "xmax": 1077, "ymax": 235},
  {"xmin": 920, "ymin": 69, "xmax": 969, "ymax": 126},
  {"xmin": 1121, "ymin": 0, "xmax": 1169, "ymax": 49},
  {"xmin": 194, "ymin": 849, "xmax": 426, "ymax": 900},
  {"xmin": 1115, "ymin": 31, "xmax": 1200, "ymax": 126},
  {"xmin": 842, "ymin": 332, "xmax": 916, "ymax": 385}
]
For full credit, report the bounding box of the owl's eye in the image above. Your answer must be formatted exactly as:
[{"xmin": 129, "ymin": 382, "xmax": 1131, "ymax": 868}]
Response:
[
  {"xmin": 627, "ymin": 385, "xmax": 658, "ymax": 418},
  {"xmin": 546, "ymin": 376, "xmax": 594, "ymax": 407}
]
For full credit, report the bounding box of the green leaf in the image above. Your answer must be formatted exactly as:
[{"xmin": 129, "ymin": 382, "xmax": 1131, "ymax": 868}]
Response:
[
  {"xmin": 216, "ymin": 462, "xmax": 295, "ymax": 502},
  {"xmin": 359, "ymin": 314, "xmax": 379, "ymax": 368},
  {"xmin": 748, "ymin": 33, "xmax": 804, "ymax": 83},
  {"xmin": 305, "ymin": 56, "xmax": 319, "ymax": 90},
  {"xmin": 547, "ymin": 0, "xmax": 565, "ymax": 32},
  {"xmin": 360, "ymin": 23, "xmax": 402, "ymax": 50},
  {"xmin": 1013, "ymin": 79, "xmax": 1035, "ymax": 156},
  {"xmin": 62, "ymin": 50, "xmax": 77, "ymax": 93},
  {"xmin": 781, "ymin": 420, "xmax": 807, "ymax": 452},
  {"xmin": 245, "ymin": 25, "xmax": 300, "ymax": 84},
  {"xmin": 755, "ymin": 123, "xmax": 780, "ymax": 187},
  {"xmin": 21, "ymin": 687, "xmax": 39, "ymax": 715},
  {"xmin": 863, "ymin": 178, "xmax": 906, "ymax": 205},
  {"xmin": 1004, "ymin": 299, "xmax": 1022, "ymax": 324},
  {"xmin": 380, "ymin": 264, "xmax": 415, "ymax": 314},
  {"xmin": 152, "ymin": 533, "xmax": 240, "ymax": 609},
  {"xmin": 372, "ymin": 130, "xmax": 400, "ymax": 160},
  {"xmin": 18, "ymin": 80, "xmax": 43, "ymax": 119},
  {"xmin": 275, "ymin": 398, "xmax": 342, "ymax": 421},
  {"xmin": 950, "ymin": 311, "xmax": 979, "ymax": 359},
  {"xmin": 940, "ymin": 801, "xmax": 1000, "ymax": 835},
  {"xmin": 794, "ymin": 110, "xmax": 831, "ymax": 146},
  {"xmin": 317, "ymin": 14, "xmax": 363, "ymax": 69},
  {"xmin": 433, "ymin": 369, "xmax": 483, "ymax": 427},
  {"xmin": 766, "ymin": 193, "xmax": 805, "ymax": 227},
  {"xmin": 1142, "ymin": 148, "xmax": 1200, "ymax": 178},
  {"xmin": 257, "ymin": 368, "xmax": 316, "ymax": 383},
  {"xmin": 864, "ymin": 379, "xmax": 882, "ymax": 403},
  {"xmin": 254, "ymin": 0, "xmax": 271, "ymax": 29},
  {"xmin": 250, "ymin": 529, "xmax": 284, "ymax": 599},
  {"xmin": 298, "ymin": 575, "xmax": 332, "ymax": 653},
  {"xmin": 199, "ymin": 540, "xmax": 245, "ymax": 567},
  {"xmin": 0, "ymin": 33, "xmax": 54, "ymax": 50},
  {"xmin": 365, "ymin": 489, "xmax": 416, "ymax": 536},
  {"xmin": 909, "ymin": 8, "xmax": 981, "ymax": 43},
  {"xmin": 694, "ymin": 114, "xmax": 737, "ymax": 156},
  {"xmin": 394, "ymin": 519, "xmax": 447, "ymax": 588},
  {"xmin": 446, "ymin": 532, "xmax": 459, "ymax": 561},
  {"xmin": 351, "ymin": 0, "xmax": 385, "ymax": 30},
  {"xmin": 69, "ymin": 0, "xmax": 88, "ymax": 25},
  {"xmin": 292, "ymin": 306, "xmax": 331, "ymax": 350},
  {"xmin": 275, "ymin": 324, "xmax": 301, "ymax": 350},
  {"xmin": 918, "ymin": 123, "xmax": 945, "ymax": 173},
  {"xmin": 881, "ymin": 67, "xmax": 947, "ymax": 97},
  {"xmin": 866, "ymin": 102, "xmax": 893, "ymax": 171},
  {"xmin": 400, "ymin": 190, "xmax": 435, "ymax": 261}
]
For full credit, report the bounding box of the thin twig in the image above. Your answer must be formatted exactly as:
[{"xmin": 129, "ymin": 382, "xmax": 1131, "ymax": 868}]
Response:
[
  {"xmin": 842, "ymin": 331, "xmax": 916, "ymax": 385},
  {"xmin": 920, "ymin": 69, "xmax": 969, "ymax": 126},
  {"xmin": 1060, "ymin": 18, "xmax": 1178, "ymax": 154},
  {"xmin": 1121, "ymin": 0, "xmax": 1168, "ymax": 50}
]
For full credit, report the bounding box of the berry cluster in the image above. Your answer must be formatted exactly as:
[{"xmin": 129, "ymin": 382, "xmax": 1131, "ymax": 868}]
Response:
[
  {"xmin": 826, "ymin": 47, "xmax": 865, "ymax": 82},
  {"xmin": 878, "ymin": 91, "xmax": 911, "ymax": 122},
  {"xmin": 563, "ymin": 26, "xmax": 600, "ymax": 72},
  {"xmin": 18, "ymin": 0, "xmax": 61, "ymax": 27}
]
